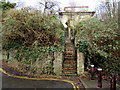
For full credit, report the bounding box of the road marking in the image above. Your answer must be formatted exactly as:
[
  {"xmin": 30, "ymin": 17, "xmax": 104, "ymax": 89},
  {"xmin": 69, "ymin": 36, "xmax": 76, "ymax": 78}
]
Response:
[{"xmin": 0, "ymin": 68, "xmax": 78, "ymax": 90}]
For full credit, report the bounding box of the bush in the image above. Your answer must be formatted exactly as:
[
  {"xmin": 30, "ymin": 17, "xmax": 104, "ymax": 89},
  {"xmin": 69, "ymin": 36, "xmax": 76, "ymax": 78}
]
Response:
[
  {"xmin": 2, "ymin": 9, "xmax": 64, "ymax": 48},
  {"xmin": 76, "ymin": 18, "xmax": 120, "ymax": 74},
  {"xmin": 2, "ymin": 8, "xmax": 64, "ymax": 75},
  {"xmin": 76, "ymin": 40, "xmax": 89, "ymax": 53}
]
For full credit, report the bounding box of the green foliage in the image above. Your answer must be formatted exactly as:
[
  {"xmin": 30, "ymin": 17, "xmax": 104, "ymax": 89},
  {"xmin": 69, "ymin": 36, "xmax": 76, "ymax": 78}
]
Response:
[
  {"xmin": 37, "ymin": 46, "xmax": 64, "ymax": 52},
  {"xmin": 2, "ymin": 9, "xmax": 64, "ymax": 75},
  {"xmin": 76, "ymin": 40, "xmax": 89, "ymax": 53},
  {"xmin": 76, "ymin": 18, "xmax": 120, "ymax": 74},
  {"xmin": 0, "ymin": 1, "xmax": 16, "ymax": 10},
  {"xmin": 2, "ymin": 9, "xmax": 64, "ymax": 48},
  {"xmin": 14, "ymin": 47, "xmax": 48, "ymax": 64}
]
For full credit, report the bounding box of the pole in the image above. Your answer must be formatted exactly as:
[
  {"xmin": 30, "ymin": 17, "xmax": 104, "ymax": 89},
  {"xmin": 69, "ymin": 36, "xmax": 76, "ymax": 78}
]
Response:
[
  {"xmin": 90, "ymin": 65, "xmax": 95, "ymax": 80},
  {"xmin": 110, "ymin": 74, "xmax": 116, "ymax": 90},
  {"xmin": 97, "ymin": 68, "xmax": 102, "ymax": 88}
]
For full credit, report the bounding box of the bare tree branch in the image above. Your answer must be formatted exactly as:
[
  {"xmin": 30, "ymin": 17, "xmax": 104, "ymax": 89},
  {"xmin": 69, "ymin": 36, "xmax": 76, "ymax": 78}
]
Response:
[{"xmin": 38, "ymin": 0, "xmax": 60, "ymax": 14}]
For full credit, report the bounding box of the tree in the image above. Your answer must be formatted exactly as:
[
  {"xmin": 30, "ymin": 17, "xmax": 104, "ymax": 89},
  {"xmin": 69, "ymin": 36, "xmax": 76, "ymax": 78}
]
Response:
[
  {"xmin": 14, "ymin": 1, "xmax": 25, "ymax": 9},
  {"xmin": 0, "ymin": 1, "xmax": 16, "ymax": 10},
  {"xmin": 96, "ymin": 0, "xmax": 118, "ymax": 20},
  {"xmin": 38, "ymin": 0, "xmax": 60, "ymax": 14}
]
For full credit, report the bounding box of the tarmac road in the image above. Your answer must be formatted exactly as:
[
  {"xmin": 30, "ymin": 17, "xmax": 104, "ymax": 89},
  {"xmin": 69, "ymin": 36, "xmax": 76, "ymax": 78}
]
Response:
[{"xmin": 1, "ymin": 72, "xmax": 74, "ymax": 90}]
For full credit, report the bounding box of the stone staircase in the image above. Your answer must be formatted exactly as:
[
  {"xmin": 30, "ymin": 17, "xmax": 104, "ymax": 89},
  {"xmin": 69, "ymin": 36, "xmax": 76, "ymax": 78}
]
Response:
[{"xmin": 62, "ymin": 38, "xmax": 77, "ymax": 76}]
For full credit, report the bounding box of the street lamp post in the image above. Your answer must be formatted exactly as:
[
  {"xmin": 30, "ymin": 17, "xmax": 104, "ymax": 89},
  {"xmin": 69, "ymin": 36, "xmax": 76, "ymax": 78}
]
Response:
[{"xmin": 97, "ymin": 68, "xmax": 102, "ymax": 88}]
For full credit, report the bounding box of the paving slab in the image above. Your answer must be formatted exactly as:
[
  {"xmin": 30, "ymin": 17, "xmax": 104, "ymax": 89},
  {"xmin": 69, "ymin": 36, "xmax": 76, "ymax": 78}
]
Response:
[{"xmin": 80, "ymin": 78, "xmax": 120, "ymax": 90}]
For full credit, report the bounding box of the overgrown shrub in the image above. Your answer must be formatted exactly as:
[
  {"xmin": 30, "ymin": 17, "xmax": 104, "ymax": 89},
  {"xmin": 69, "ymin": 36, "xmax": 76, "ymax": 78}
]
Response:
[
  {"xmin": 2, "ymin": 8, "xmax": 64, "ymax": 75},
  {"xmin": 76, "ymin": 18, "xmax": 120, "ymax": 74},
  {"xmin": 2, "ymin": 9, "xmax": 64, "ymax": 47}
]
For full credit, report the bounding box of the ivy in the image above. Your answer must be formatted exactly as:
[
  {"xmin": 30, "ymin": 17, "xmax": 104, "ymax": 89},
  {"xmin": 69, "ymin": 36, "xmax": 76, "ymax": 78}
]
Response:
[
  {"xmin": 37, "ymin": 46, "xmax": 64, "ymax": 52},
  {"xmin": 76, "ymin": 40, "xmax": 89, "ymax": 53},
  {"xmin": 75, "ymin": 17, "xmax": 120, "ymax": 74}
]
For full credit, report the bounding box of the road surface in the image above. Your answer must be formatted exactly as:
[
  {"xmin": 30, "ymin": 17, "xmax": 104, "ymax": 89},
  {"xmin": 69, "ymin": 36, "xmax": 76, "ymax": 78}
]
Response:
[{"xmin": 1, "ymin": 71, "xmax": 74, "ymax": 90}]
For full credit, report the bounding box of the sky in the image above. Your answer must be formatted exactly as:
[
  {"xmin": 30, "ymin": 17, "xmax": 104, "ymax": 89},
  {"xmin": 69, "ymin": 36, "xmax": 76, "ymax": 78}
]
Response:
[
  {"xmin": 4, "ymin": 0, "xmax": 101, "ymax": 11},
  {"xmin": 2, "ymin": 0, "xmax": 120, "ymax": 11}
]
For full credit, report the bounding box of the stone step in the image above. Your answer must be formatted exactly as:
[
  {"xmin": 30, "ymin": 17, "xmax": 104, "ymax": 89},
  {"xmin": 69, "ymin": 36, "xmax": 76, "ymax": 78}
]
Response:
[
  {"xmin": 65, "ymin": 41, "xmax": 72, "ymax": 43},
  {"xmin": 65, "ymin": 52, "xmax": 74, "ymax": 54},
  {"xmin": 62, "ymin": 71, "xmax": 77, "ymax": 74},
  {"xmin": 65, "ymin": 49, "xmax": 74, "ymax": 51},
  {"xmin": 64, "ymin": 58, "xmax": 76, "ymax": 60},
  {"xmin": 63, "ymin": 61, "xmax": 76, "ymax": 64},
  {"xmin": 65, "ymin": 44, "xmax": 73, "ymax": 46},
  {"xmin": 65, "ymin": 52, "xmax": 75, "ymax": 54},
  {"xmin": 63, "ymin": 65, "xmax": 76, "ymax": 67},
  {"xmin": 63, "ymin": 60, "xmax": 76, "ymax": 62},
  {"xmin": 65, "ymin": 50, "xmax": 74, "ymax": 52},
  {"xmin": 65, "ymin": 44, "xmax": 74, "ymax": 48},
  {"xmin": 64, "ymin": 56, "xmax": 75, "ymax": 58},
  {"xmin": 63, "ymin": 66, "xmax": 77, "ymax": 69},
  {"xmin": 63, "ymin": 63, "xmax": 76, "ymax": 66},
  {"xmin": 65, "ymin": 42, "xmax": 70, "ymax": 44},
  {"xmin": 64, "ymin": 54, "xmax": 75, "ymax": 56},
  {"xmin": 64, "ymin": 55, "xmax": 76, "ymax": 58},
  {"xmin": 62, "ymin": 74, "xmax": 77, "ymax": 76},
  {"xmin": 65, "ymin": 40, "xmax": 71, "ymax": 43},
  {"xmin": 64, "ymin": 57, "xmax": 76, "ymax": 59},
  {"xmin": 63, "ymin": 63, "xmax": 76, "ymax": 65},
  {"xmin": 64, "ymin": 57, "xmax": 75, "ymax": 59},
  {"xmin": 65, "ymin": 46, "xmax": 74, "ymax": 48},
  {"xmin": 63, "ymin": 38, "xmax": 77, "ymax": 76},
  {"xmin": 65, "ymin": 51, "xmax": 74, "ymax": 53},
  {"xmin": 64, "ymin": 55, "xmax": 75, "ymax": 57},
  {"xmin": 63, "ymin": 68, "xmax": 77, "ymax": 70},
  {"xmin": 63, "ymin": 70, "xmax": 77, "ymax": 73},
  {"xmin": 63, "ymin": 61, "xmax": 76, "ymax": 65}
]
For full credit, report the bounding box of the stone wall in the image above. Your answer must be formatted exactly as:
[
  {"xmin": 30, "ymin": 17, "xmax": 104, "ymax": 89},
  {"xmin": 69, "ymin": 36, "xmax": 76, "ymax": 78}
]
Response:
[
  {"xmin": 53, "ymin": 52, "xmax": 63, "ymax": 75},
  {"xmin": 77, "ymin": 49, "xmax": 84, "ymax": 75},
  {"xmin": 3, "ymin": 52, "xmax": 63, "ymax": 75},
  {"xmin": 75, "ymin": 36, "xmax": 85, "ymax": 75}
]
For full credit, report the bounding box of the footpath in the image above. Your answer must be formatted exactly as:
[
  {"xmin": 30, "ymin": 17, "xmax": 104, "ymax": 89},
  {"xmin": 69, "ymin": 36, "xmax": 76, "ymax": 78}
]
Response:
[{"xmin": 80, "ymin": 77, "xmax": 120, "ymax": 90}]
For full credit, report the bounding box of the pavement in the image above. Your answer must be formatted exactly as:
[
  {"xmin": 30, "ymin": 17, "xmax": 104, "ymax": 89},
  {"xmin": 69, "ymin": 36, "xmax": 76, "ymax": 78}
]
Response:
[
  {"xmin": 80, "ymin": 78, "xmax": 110, "ymax": 89},
  {"xmin": 80, "ymin": 78, "xmax": 120, "ymax": 90}
]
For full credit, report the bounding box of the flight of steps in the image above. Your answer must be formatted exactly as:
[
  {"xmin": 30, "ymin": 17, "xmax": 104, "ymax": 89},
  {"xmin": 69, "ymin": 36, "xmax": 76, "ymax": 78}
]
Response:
[{"xmin": 62, "ymin": 38, "xmax": 77, "ymax": 76}]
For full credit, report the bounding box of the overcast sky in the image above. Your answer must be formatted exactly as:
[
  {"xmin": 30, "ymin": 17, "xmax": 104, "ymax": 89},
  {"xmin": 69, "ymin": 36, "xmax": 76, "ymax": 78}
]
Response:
[
  {"xmin": 3, "ymin": 0, "xmax": 120, "ymax": 10},
  {"xmin": 26, "ymin": 0, "xmax": 99, "ymax": 10},
  {"xmin": 4, "ymin": 0, "xmax": 101, "ymax": 11}
]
